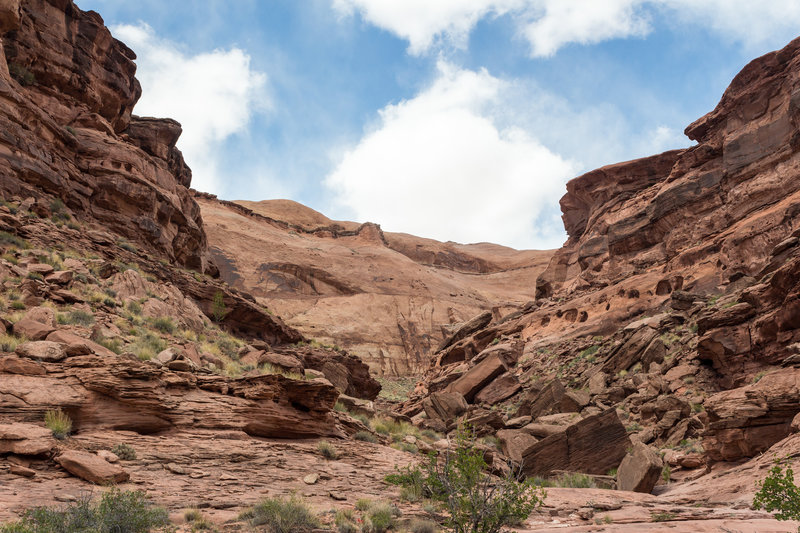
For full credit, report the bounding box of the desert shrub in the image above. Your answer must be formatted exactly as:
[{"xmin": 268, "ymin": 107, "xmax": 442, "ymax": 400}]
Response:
[
  {"xmin": 184, "ymin": 509, "xmax": 202, "ymax": 522},
  {"xmin": 239, "ymin": 495, "xmax": 319, "ymax": 533},
  {"xmin": 0, "ymin": 488, "xmax": 168, "ymax": 533},
  {"xmin": 57, "ymin": 310, "xmax": 95, "ymax": 326},
  {"xmin": 364, "ymin": 502, "xmax": 395, "ymax": 533},
  {"xmin": 355, "ymin": 499, "xmax": 373, "ymax": 512},
  {"xmin": 211, "ymin": 291, "xmax": 227, "ymax": 323},
  {"xmin": 0, "ymin": 333, "xmax": 23, "ymax": 352},
  {"xmin": 317, "ymin": 440, "xmax": 339, "ymax": 460},
  {"xmin": 10, "ymin": 301, "xmax": 25, "ymax": 310},
  {"xmin": 150, "ymin": 317, "xmax": 175, "ymax": 334},
  {"xmin": 111, "ymin": 443, "xmax": 137, "ymax": 461},
  {"xmin": 128, "ymin": 331, "xmax": 167, "ymax": 361},
  {"xmin": 354, "ymin": 431, "xmax": 378, "ymax": 443},
  {"xmin": 0, "ymin": 231, "xmax": 27, "ymax": 249},
  {"xmin": 44, "ymin": 409, "xmax": 72, "ymax": 439},
  {"xmin": 8, "ymin": 63, "xmax": 35, "ymax": 86},
  {"xmin": 127, "ymin": 300, "xmax": 142, "ymax": 315},
  {"xmin": 409, "ymin": 519, "xmax": 439, "ymax": 533},
  {"xmin": 555, "ymin": 473, "xmax": 595, "ymax": 489},
  {"xmin": 389, "ymin": 424, "xmax": 545, "ymax": 533},
  {"xmin": 753, "ymin": 460, "xmax": 800, "ymax": 528}
]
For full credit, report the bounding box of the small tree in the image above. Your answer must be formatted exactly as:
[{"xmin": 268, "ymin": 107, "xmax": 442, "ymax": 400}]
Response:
[
  {"xmin": 388, "ymin": 424, "xmax": 545, "ymax": 533},
  {"xmin": 754, "ymin": 459, "xmax": 800, "ymax": 529},
  {"xmin": 212, "ymin": 291, "xmax": 227, "ymax": 323}
]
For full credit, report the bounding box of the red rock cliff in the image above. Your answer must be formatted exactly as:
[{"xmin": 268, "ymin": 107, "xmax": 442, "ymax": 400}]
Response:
[{"xmin": 0, "ymin": 0, "xmax": 209, "ymax": 272}]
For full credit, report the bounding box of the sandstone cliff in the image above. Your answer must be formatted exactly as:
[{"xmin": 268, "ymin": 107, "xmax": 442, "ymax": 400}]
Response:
[{"xmin": 199, "ymin": 196, "xmax": 553, "ymax": 375}]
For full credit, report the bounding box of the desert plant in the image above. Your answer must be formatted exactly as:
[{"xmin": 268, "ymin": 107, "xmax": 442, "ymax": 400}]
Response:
[
  {"xmin": 409, "ymin": 519, "xmax": 439, "ymax": 533},
  {"xmin": 8, "ymin": 63, "xmax": 35, "ymax": 86},
  {"xmin": 150, "ymin": 317, "xmax": 175, "ymax": 334},
  {"xmin": 0, "ymin": 488, "xmax": 169, "ymax": 533},
  {"xmin": 753, "ymin": 460, "xmax": 800, "ymax": 529},
  {"xmin": 317, "ymin": 440, "xmax": 339, "ymax": 460},
  {"xmin": 389, "ymin": 424, "xmax": 545, "ymax": 533},
  {"xmin": 44, "ymin": 408, "xmax": 72, "ymax": 439},
  {"xmin": 555, "ymin": 473, "xmax": 596, "ymax": 489},
  {"xmin": 211, "ymin": 291, "xmax": 227, "ymax": 323},
  {"xmin": 239, "ymin": 495, "xmax": 319, "ymax": 533},
  {"xmin": 354, "ymin": 431, "xmax": 378, "ymax": 443},
  {"xmin": 57, "ymin": 310, "xmax": 95, "ymax": 326},
  {"xmin": 365, "ymin": 502, "xmax": 396, "ymax": 533},
  {"xmin": 111, "ymin": 443, "xmax": 137, "ymax": 461}
]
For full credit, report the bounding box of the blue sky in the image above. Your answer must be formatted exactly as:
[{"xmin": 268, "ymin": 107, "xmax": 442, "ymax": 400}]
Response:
[{"xmin": 79, "ymin": 0, "xmax": 800, "ymax": 249}]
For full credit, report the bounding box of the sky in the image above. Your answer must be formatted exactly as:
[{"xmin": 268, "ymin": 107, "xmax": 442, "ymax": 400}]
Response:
[{"xmin": 78, "ymin": 0, "xmax": 800, "ymax": 250}]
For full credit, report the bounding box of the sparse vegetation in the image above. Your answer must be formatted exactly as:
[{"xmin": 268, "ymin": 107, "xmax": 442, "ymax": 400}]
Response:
[
  {"xmin": 0, "ymin": 488, "xmax": 169, "ymax": 533},
  {"xmin": 56, "ymin": 309, "xmax": 95, "ymax": 326},
  {"xmin": 8, "ymin": 63, "xmax": 35, "ymax": 86},
  {"xmin": 44, "ymin": 408, "xmax": 72, "ymax": 439},
  {"xmin": 651, "ymin": 511, "xmax": 676, "ymax": 522},
  {"xmin": 112, "ymin": 443, "xmax": 137, "ymax": 461},
  {"xmin": 753, "ymin": 459, "xmax": 800, "ymax": 529},
  {"xmin": 150, "ymin": 316, "xmax": 175, "ymax": 334},
  {"xmin": 354, "ymin": 431, "xmax": 378, "ymax": 443},
  {"xmin": 239, "ymin": 495, "xmax": 319, "ymax": 533},
  {"xmin": 554, "ymin": 472, "xmax": 596, "ymax": 489},
  {"xmin": 317, "ymin": 440, "xmax": 339, "ymax": 460},
  {"xmin": 386, "ymin": 424, "xmax": 545, "ymax": 533},
  {"xmin": 212, "ymin": 291, "xmax": 227, "ymax": 323}
]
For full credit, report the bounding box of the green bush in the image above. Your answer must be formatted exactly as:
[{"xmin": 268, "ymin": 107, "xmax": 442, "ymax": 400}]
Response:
[
  {"xmin": 364, "ymin": 503, "xmax": 395, "ymax": 533},
  {"xmin": 389, "ymin": 424, "xmax": 545, "ymax": 533},
  {"xmin": 0, "ymin": 231, "xmax": 28, "ymax": 249},
  {"xmin": 354, "ymin": 431, "xmax": 378, "ymax": 443},
  {"xmin": 57, "ymin": 310, "xmax": 95, "ymax": 326},
  {"xmin": 554, "ymin": 473, "xmax": 595, "ymax": 488},
  {"xmin": 754, "ymin": 460, "xmax": 800, "ymax": 528},
  {"xmin": 111, "ymin": 443, "xmax": 137, "ymax": 461},
  {"xmin": 317, "ymin": 440, "xmax": 338, "ymax": 460},
  {"xmin": 150, "ymin": 317, "xmax": 175, "ymax": 334},
  {"xmin": 239, "ymin": 495, "xmax": 319, "ymax": 533},
  {"xmin": 0, "ymin": 488, "xmax": 169, "ymax": 532},
  {"xmin": 211, "ymin": 291, "xmax": 227, "ymax": 323},
  {"xmin": 8, "ymin": 63, "xmax": 35, "ymax": 86},
  {"xmin": 409, "ymin": 519, "xmax": 439, "ymax": 533},
  {"xmin": 44, "ymin": 409, "xmax": 72, "ymax": 439}
]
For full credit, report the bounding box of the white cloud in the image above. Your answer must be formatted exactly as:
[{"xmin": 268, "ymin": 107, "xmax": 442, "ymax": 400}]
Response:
[
  {"xmin": 333, "ymin": 0, "xmax": 800, "ymax": 57},
  {"xmin": 112, "ymin": 23, "xmax": 269, "ymax": 193},
  {"xmin": 324, "ymin": 62, "xmax": 576, "ymax": 249}
]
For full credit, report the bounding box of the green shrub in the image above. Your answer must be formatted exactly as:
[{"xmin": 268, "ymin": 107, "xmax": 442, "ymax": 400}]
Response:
[
  {"xmin": 753, "ymin": 460, "xmax": 800, "ymax": 527},
  {"xmin": 390, "ymin": 424, "xmax": 545, "ymax": 533},
  {"xmin": 354, "ymin": 431, "xmax": 378, "ymax": 443},
  {"xmin": 150, "ymin": 317, "xmax": 175, "ymax": 334},
  {"xmin": 127, "ymin": 301, "xmax": 142, "ymax": 315},
  {"xmin": 211, "ymin": 291, "xmax": 227, "ymax": 323},
  {"xmin": 8, "ymin": 63, "xmax": 35, "ymax": 86},
  {"xmin": 57, "ymin": 310, "xmax": 95, "ymax": 326},
  {"xmin": 409, "ymin": 519, "xmax": 439, "ymax": 533},
  {"xmin": 365, "ymin": 503, "xmax": 395, "ymax": 533},
  {"xmin": 0, "ymin": 488, "xmax": 169, "ymax": 533},
  {"xmin": 10, "ymin": 301, "xmax": 25, "ymax": 310},
  {"xmin": 128, "ymin": 331, "xmax": 167, "ymax": 361},
  {"xmin": 44, "ymin": 409, "xmax": 72, "ymax": 439},
  {"xmin": 555, "ymin": 473, "xmax": 596, "ymax": 489},
  {"xmin": 317, "ymin": 440, "xmax": 338, "ymax": 460},
  {"xmin": 112, "ymin": 443, "xmax": 137, "ymax": 461},
  {"xmin": 239, "ymin": 495, "xmax": 319, "ymax": 532}
]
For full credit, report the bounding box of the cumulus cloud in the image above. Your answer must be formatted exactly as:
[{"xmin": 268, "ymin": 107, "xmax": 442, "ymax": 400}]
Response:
[
  {"xmin": 112, "ymin": 23, "xmax": 269, "ymax": 193},
  {"xmin": 333, "ymin": 0, "xmax": 800, "ymax": 57},
  {"xmin": 324, "ymin": 62, "xmax": 576, "ymax": 249}
]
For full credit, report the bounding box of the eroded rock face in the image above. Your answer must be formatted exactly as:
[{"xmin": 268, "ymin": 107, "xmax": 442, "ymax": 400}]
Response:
[
  {"xmin": 0, "ymin": 0, "xmax": 210, "ymax": 271},
  {"xmin": 0, "ymin": 354, "xmax": 344, "ymax": 439}
]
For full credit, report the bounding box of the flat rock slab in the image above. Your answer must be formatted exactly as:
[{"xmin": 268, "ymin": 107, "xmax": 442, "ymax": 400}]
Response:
[
  {"xmin": 0, "ymin": 423, "xmax": 56, "ymax": 455},
  {"xmin": 15, "ymin": 341, "xmax": 66, "ymax": 362},
  {"xmin": 57, "ymin": 449, "xmax": 130, "ymax": 484}
]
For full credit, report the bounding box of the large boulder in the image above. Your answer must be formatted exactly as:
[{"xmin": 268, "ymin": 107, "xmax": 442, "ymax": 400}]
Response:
[
  {"xmin": 0, "ymin": 423, "xmax": 56, "ymax": 455},
  {"xmin": 422, "ymin": 391, "xmax": 468, "ymax": 423},
  {"xmin": 520, "ymin": 408, "xmax": 631, "ymax": 478},
  {"xmin": 474, "ymin": 372, "xmax": 521, "ymax": 405},
  {"xmin": 46, "ymin": 330, "xmax": 117, "ymax": 357},
  {"xmin": 15, "ymin": 340, "xmax": 66, "ymax": 361},
  {"xmin": 497, "ymin": 429, "xmax": 538, "ymax": 463},
  {"xmin": 57, "ymin": 449, "xmax": 130, "ymax": 484},
  {"xmin": 12, "ymin": 318, "xmax": 55, "ymax": 341},
  {"xmin": 616, "ymin": 441, "xmax": 663, "ymax": 493},
  {"xmin": 445, "ymin": 353, "xmax": 508, "ymax": 402}
]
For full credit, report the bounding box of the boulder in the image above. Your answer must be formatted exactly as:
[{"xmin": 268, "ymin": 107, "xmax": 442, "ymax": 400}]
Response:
[
  {"xmin": 520, "ymin": 408, "xmax": 631, "ymax": 478},
  {"xmin": 27, "ymin": 263, "xmax": 54, "ymax": 276},
  {"xmin": 497, "ymin": 429, "xmax": 538, "ymax": 463},
  {"xmin": 474, "ymin": 372, "xmax": 521, "ymax": 405},
  {"xmin": 445, "ymin": 353, "xmax": 508, "ymax": 403},
  {"xmin": 45, "ymin": 270, "xmax": 73, "ymax": 285},
  {"xmin": 601, "ymin": 327, "xmax": 658, "ymax": 375},
  {"xmin": 437, "ymin": 310, "xmax": 493, "ymax": 352},
  {"xmin": 22, "ymin": 306, "xmax": 56, "ymax": 327},
  {"xmin": 258, "ymin": 352, "xmax": 304, "ymax": 375},
  {"xmin": 15, "ymin": 340, "xmax": 66, "ymax": 361},
  {"xmin": 422, "ymin": 391, "xmax": 468, "ymax": 423},
  {"xmin": 12, "ymin": 318, "xmax": 55, "ymax": 340},
  {"xmin": 336, "ymin": 394, "xmax": 375, "ymax": 418},
  {"xmin": 46, "ymin": 330, "xmax": 116, "ymax": 357},
  {"xmin": 0, "ymin": 355, "xmax": 46, "ymax": 375},
  {"xmin": 616, "ymin": 441, "xmax": 663, "ymax": 493},
  {"xmin": 0, "ymin": 423, "xmax": 56, "ymax": 455},
  {"xmin": 57, "ymin": 449, "xmax": 130, "ymax": 484}
]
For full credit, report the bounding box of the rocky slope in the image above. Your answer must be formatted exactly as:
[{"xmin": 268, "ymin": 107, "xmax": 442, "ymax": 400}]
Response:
[
  {"xmin": 398, "ymin": 34, "xmax": 800, "ymax": 529},
  {"xmin": 199, "ymin": 196, "xmax": 552, "ymax": 375}
]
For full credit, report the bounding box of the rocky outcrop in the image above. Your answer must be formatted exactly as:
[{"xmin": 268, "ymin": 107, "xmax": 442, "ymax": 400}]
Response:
[
  {"xmin": 0, "ymin": 0, "xmax": 210, "ymax": 271},
  {"xmin": 0, "ymin": 354, "xmax": 343, "ymax": 438}
]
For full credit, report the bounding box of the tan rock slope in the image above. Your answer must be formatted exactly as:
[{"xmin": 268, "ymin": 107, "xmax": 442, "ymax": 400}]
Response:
[{"xmin": 199, "ymin": 196, "xmax": 553, "ymax": 375}]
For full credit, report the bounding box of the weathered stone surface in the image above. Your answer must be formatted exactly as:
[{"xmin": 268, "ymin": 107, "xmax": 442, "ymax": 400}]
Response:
[
  {"xmin": 617, "ymin": 441, "xmax": 663, "ymax": 493},
  {"xmin": 445, "ymin": 353, "xmax": 508, "ymax": 402},
  {"xmin": 15, "ymin": 340, "xmax": 65, "ymax": 361},
  {"xmin": 336, "ymin": 394, "xmax": 375, "ymax": 418},
  {"xmin": 0, "ymin": 355, "xmax": 46, "ymax": 375},
  {"xmin": 704, "ymin": 367, "xmax": 800, "ymax": 461},
  {"xmin": 46, "ymin": 330, "xmax": 116, "ymax": 358},
  {"xmin": 0, "ymin": 423, "xmax": 56, "ymax": 455},
  {"xmin": 57, "ymin": 449, "xmax": 130, "ymax": 484},
  {"xmin": 12, "ymin": 318, "xmax": 55, "ymax": 340},
  {"xmin": 497, "ymin": 429, "xmax": 538, "ymax": 463},
  {"xmin": 422, "ymin": 391, "xmax": 467, "ymax": 423},
  {"xmin": 473, "ymin": 372, "xmax": 521, "ymax": 405},
  {"xmin": 438, "ymin": 311, "xmax": 493, "ymax": 352},
  {"xmin": 520, "ymin": 408, "xmax": 631, "ymax": 478}
]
